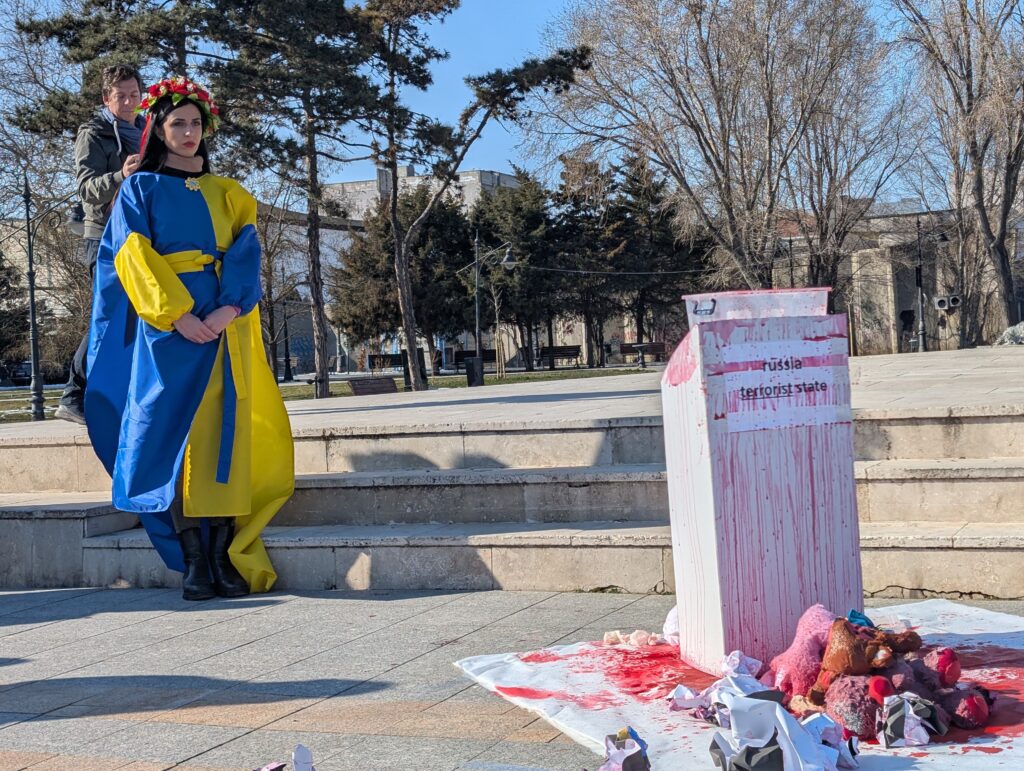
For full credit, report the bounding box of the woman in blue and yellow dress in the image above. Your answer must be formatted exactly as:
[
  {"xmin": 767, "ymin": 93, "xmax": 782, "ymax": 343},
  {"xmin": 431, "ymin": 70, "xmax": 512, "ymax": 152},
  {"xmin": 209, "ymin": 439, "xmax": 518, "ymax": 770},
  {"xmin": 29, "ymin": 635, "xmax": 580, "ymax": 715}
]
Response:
[{"xmin": 85, "ymin": 76, "xmax": 293, "ymax": 600}]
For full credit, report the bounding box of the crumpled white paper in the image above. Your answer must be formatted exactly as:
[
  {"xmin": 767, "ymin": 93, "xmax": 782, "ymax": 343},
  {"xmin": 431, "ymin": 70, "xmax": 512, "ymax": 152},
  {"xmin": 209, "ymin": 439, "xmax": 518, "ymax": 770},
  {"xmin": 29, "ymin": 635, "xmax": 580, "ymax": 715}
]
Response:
[
  {"xmin": 663, "ymin": 606, "xmax": 680, "ymax": 646},
  {"xmin": 596, "ymin": 735, "xmax": 645, "ymax": 771},
  {"xmin": 876, "ymin": 692, "xmax": 947, "ymax": 749},
  {"xmin": 722, "ymin": 650, "xmax": 763, "ymax": 678},
  {"xmin": 292, "ymin": 744, "xmax": 316, "ymax": 771},
  {"xmin": 666, "ymin": 651, "xmax": 765, "ymax": 714},
  {"xmin": 712, "ymin": 692, "xmax": 858, "ymax": 771}
]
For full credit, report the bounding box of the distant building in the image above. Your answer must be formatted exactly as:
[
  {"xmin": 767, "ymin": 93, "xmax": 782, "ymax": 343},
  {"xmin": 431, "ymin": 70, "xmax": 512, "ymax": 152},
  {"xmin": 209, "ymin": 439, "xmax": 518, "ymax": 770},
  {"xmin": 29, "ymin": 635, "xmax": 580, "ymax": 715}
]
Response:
[{"xmin": 324, "ymin": 166, "xmax": 520, "ymax": 220}]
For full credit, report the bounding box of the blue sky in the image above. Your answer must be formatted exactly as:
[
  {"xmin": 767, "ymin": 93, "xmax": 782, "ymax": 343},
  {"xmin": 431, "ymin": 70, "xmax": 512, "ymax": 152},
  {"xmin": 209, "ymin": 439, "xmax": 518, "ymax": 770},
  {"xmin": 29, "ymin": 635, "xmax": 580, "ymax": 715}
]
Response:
[{"xmin": 330, "ymin": 0, "xmax": 574, "ymax": 183}]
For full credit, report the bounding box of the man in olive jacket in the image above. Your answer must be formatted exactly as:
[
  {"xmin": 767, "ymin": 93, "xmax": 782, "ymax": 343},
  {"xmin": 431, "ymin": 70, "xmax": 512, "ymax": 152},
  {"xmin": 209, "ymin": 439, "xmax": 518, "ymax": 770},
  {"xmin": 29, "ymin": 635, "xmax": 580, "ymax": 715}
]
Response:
[{"xmin": 56, "ymin": 65, "xmax": 145, "ymax": 424}]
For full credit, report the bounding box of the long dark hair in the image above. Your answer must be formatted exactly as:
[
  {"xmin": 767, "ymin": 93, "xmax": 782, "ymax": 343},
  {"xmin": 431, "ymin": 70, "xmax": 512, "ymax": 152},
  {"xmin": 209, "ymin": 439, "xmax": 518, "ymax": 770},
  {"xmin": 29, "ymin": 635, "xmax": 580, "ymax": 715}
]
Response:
[{"xmin": 137, "ymin": 96, "xmax": 212, "ymax": 174}]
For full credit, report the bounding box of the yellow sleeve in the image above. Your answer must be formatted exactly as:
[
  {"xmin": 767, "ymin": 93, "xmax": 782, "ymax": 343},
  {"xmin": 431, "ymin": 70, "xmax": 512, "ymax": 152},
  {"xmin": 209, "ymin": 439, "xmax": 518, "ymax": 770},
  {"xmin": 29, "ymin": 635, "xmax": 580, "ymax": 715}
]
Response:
[
  {"xmin": 114, "ymin": 231, "xmax": 195, "ymax": 331},
  {"xmin": 230, "ymin": 183, "xmax": 258, "ymax": 236}
]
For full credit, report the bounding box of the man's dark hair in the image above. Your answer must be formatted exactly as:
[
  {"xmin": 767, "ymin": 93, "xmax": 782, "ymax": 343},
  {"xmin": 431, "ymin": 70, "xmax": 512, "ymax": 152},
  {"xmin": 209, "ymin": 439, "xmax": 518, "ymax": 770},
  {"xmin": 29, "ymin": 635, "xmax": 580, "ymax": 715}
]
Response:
[{"xmin": 101, "ymin": 65, "xmax": 144, "ymax": 100}]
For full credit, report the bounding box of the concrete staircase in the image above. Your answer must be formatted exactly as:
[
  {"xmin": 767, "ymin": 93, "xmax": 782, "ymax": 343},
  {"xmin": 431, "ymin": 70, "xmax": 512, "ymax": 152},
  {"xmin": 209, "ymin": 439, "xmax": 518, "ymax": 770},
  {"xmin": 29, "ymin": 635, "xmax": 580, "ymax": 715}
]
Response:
[{"xmin": 2, "ymin": 369, "xmax": 1023, "ymax": 597}]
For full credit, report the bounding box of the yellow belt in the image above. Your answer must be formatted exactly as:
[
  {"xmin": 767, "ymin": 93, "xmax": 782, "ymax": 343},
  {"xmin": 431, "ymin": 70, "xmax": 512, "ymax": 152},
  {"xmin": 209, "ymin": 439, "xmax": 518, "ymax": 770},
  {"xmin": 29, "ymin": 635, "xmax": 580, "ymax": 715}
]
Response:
[{"xmin": 166, "ymin": 249, "xmax": 248, "ymax": 402}]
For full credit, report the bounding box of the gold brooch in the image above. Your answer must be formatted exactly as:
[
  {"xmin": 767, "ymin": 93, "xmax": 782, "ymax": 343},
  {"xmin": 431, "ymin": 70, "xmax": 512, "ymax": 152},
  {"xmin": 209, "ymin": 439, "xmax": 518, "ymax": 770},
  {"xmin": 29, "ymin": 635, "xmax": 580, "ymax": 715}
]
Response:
[{"xmin": 184, "ymin": 177, "xmax": 201, "ymax": 192}]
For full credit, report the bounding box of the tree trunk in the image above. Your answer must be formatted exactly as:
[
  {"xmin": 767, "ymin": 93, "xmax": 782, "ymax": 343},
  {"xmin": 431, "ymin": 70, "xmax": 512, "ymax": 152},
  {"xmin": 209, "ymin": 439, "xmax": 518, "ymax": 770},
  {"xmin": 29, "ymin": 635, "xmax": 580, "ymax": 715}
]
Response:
[
  {"xmin": 583, "ymin": 307, "xmax": 595, "ymax": 368},
  {"xmin": 265, "ymin": 299, "xmax": 279, "ymax": 379},
  {"xmin": 517, "ymin": 320, "xmax": 533, "ymax": 371},
  {"xmin": 389, "ymin": 190, "xmax": 427, "ymax": 391},
  {"xmin": 302, "ymin": 99, "xmax": 331, "ymax": 399},
  {"xmin": 424, "ymin": 332, "xmax": 438, "ymax": 376},
  {"xmin": 547, "ymin": 315, "xmax": 555, "ymax": 370},
  {"xmin": 634, "ymin": 301, "xmax": 645, "ymax": 344}
]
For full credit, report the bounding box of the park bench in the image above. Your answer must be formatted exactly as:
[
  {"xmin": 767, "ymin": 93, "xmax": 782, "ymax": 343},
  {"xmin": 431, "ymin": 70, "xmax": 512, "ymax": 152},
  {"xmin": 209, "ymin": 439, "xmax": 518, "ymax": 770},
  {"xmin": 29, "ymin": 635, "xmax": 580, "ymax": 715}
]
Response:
[
  {"xmin": 350, "ymin": 376, "xmax": 399, "ymax": 396},
  {"xmin": 367, "ymin": 352, "xmax": 405, "ymax": 370},
  {"xmin": 538, "ymin": 345, "xmax": 582, "ymax": 368},
  {"xmin": 621, "ymin": 341, "xmax": 667, "ymax": 365},
  {"xmin": 453, "ymin": 349, "xmax": 498, "ymax": 371}
]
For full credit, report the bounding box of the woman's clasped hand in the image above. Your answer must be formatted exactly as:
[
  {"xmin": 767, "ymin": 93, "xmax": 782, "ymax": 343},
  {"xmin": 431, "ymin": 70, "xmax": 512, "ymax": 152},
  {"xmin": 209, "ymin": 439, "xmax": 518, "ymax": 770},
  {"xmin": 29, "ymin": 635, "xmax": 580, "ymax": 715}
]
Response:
[{"xmin": 171, "ymin": 308, "xmax": 238, "ymax": 343}]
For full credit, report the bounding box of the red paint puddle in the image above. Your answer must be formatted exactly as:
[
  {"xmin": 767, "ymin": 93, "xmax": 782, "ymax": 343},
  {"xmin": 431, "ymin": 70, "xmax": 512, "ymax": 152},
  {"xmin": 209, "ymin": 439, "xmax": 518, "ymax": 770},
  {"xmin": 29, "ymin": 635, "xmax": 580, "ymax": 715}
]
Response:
[
  {"xmin": 495, "ymin": 685, "xmax": 619, "ymax": 710},
  {"xmin": 517, "ymin": 643, "xmax": 716, "ymax": 706},
  {"xmin": 930, "ymin": 644, "xmax": 1024, "ymax": 748},
  {"xmin": 509, "ymin": 640, "xmax": 1024, "ymax": 756},
  {"xmin": 519, "ymin": 649, "xmax": 565, "ymax": 664}
]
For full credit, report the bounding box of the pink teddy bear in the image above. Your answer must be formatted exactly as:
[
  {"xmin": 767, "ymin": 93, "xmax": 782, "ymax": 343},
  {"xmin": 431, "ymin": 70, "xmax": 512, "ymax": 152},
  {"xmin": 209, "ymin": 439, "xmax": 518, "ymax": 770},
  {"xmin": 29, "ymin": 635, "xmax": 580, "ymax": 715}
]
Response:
[{"xmin": 762, "ymin": 604, "xmax": 836, "ymax": 701}]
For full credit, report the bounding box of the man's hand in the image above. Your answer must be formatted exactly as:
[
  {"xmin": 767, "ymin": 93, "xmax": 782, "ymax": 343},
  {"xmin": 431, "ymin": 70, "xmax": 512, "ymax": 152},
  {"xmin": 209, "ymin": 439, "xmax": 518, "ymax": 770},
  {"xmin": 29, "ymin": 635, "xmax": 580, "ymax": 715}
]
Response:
[
  {"xmin": 173, "ymin": 312, "xmax": 218, "ymax": 344},
  {"xmin": 122, "ymin": 154, "xmax": 140, "ymax": 178},
  {"xmin": 203, "ymin": 306, "xmax": 239, "ymax": 336}
]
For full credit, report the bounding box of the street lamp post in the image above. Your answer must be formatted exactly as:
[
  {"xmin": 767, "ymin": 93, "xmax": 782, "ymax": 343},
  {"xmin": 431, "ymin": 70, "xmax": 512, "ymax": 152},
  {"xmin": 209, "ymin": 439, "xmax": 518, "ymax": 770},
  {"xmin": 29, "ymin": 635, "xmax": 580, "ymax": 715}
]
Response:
[
  {"xmin": 21, "ymin": 173, "xmax": 45, "ymax": 421},
  {"xmin": 462, "ymin": 235, "xmax": 515, "ymax": 387},
  {"xmin": 282, "ymin": 302, "xmax": 294, "ymax": 382},
  {"xmin": 916, "ymin": 217, "xmax": 927, "ymax": 353}
]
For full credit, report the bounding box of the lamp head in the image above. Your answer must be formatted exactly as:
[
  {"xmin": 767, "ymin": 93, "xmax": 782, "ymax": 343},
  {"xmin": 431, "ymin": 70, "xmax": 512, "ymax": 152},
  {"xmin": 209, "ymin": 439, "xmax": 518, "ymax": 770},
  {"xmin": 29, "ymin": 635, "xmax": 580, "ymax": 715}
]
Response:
[
  {"xmin": 67, "ymin": 202, "xmax": 85, "ymax": 237},
  {"xmin": 500, "ymin": 247, "xmax": 517, "ymax": 270}
]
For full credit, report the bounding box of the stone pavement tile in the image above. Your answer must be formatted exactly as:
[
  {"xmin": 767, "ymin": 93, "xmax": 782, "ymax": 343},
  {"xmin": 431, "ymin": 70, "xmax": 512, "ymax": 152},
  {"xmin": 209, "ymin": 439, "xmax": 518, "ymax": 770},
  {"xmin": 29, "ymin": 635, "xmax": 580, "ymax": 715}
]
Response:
[
  {"xmin": 185, "ymin": 727, "xmax": 359, "ymax": 769},
  {"xmin": 45, "ymin": 685, "xmax": 212, "ymax": 722},
  {"xmin": 21, "ymin": 754, "xmax": 139, "ymax": 770},
  {"xmin": 0, "ymin": 590, "xmax": 103, "ymax": 618},
  {"xmin": 393, "ymin": 711, "xmax": 535, "ymax": 744},
  {"xmin": 155, "ymin": 688, "xmax": 319, "ymax": 728},
  {"xmin": 72, "ymin": 721, "xmax": 248, "ymax": 765},
  {"xmin": 265, "ymin": 697, "xmax": 434, "ymax": 735},
  {"xmin": 385, "ymin": 705, "xmax": 536, "ymax": 742},
  {"xmin": 502, "ymin": 717, "xmax": 564, "ymax": 744},
  {"xmin": 0, "ymin": 750, "xmax": 53, "ymax": 771},
  {"xmin": 429, "ymin": 688, "xmax": 519, "ymax": 714},
  {"xmin": 239, "ymin": 672, "xmax": 378, "ymax": 699},
  {"xmin": 311, "ymin": 734, "xmax": 495, "ymax": 771},
  {"xmin": 462, "ymin": 738, "xmax": 602, "ymax": 770},
  {"xmin": 0, "ymin": 714, "xmax": 136, "ymax": 753}
]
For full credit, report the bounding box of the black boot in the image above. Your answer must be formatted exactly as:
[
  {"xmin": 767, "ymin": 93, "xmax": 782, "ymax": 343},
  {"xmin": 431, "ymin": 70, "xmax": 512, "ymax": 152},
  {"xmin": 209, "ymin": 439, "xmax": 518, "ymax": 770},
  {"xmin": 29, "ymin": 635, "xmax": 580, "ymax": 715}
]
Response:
[
  {"xmin": 178, "ymin": 528, "xmax": 215, "ymax": 601},
  {"xmin": 208, "ymin": 522, "xmax": 249, "ymax": 597}
]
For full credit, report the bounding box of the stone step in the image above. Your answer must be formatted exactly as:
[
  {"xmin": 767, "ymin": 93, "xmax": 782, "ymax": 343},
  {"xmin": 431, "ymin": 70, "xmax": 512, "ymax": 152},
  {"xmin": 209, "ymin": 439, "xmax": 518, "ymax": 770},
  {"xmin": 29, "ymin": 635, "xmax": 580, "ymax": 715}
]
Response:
[
  {"xmin": 0, "ymin": 417, "xmax": 667, "ymax": 495},
  {"xmin": 856, "ymin": 458, "xmax": 1024, "ymax": 523},
  {"xmin": 281, "ymin": 464, "xmax": 667, "ymax": 526},
  {"xmin": 0, "ymin": 493, "xmax": 136, "ymax": 588},
  {"xmin": 7, "ymin": 404, "xmax": 1024, "ymax": 495},
  {"xmin": 77, "ymin": 520, "xmax": 1024, "ymax": 599},
  {"xmin": 854, "ymin": 406, "xmax": 1024, "ymax": 461},
  {"xmin": 4, "ymin": 455, "xmax": 1017, "ymax": 538}
]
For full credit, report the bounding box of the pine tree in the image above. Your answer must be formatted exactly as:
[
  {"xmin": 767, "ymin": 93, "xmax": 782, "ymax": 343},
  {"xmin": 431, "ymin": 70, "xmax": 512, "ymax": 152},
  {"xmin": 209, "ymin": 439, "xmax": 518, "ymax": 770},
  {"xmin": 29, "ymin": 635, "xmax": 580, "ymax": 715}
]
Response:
[
  {"xmin": 471, "ymin": 168, "xmax": 560, "ymax": 371},
  {"xmin": 550, "ymin": 155, "xmax": 620, "ymax": 367},
  {"xmin": 360, "ymin": 0, "xmax": 589, "ymax": 389},
  {"xmin": 610, "ymin": 155, "xmax": 706, "ymax": 344},
  {"xmin": 329, "ymin": 184, "xmax": 472, "ymax": 366},
  {"xmin": 0, "ymin": 253, "xmax": 29, "ymax": 366},
  {"xmin": 204, "ymin": 0, "xmax": 376, "ymax": 398},
  {"xmin": 16, "ymin": 0, "xmax": 207, "ymax": 136}
]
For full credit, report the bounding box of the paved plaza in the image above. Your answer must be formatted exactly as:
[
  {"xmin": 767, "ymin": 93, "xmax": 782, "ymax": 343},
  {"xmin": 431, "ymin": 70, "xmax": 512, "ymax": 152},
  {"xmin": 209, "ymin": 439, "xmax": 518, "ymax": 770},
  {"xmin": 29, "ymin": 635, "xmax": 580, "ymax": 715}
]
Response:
[
  {"xmin": 0, "ymin": 588, "xmax": 665, "ymax": 771},
  {"xmin": 0, "ymin": 589, "xmax": 1020, "ymax": 771},
  {"xmin": 2, "ymin": 347, "xmax": 1024, "ymax": 768}
]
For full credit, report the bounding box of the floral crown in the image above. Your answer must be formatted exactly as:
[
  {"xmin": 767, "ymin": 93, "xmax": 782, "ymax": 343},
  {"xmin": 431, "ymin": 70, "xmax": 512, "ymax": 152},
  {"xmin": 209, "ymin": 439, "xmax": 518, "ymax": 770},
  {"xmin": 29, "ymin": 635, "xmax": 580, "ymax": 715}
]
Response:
[{"xmin": 136, "ymin": 75, "xmax": 220, "ymax": 137}]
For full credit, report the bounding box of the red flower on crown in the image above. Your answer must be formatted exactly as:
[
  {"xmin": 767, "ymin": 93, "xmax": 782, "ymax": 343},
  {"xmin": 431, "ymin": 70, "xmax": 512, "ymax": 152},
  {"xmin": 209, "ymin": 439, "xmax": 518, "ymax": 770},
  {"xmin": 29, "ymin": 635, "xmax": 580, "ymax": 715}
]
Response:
[{"xmin": 136, "ymin": 75, "xmax": 221, "ymax": 137}]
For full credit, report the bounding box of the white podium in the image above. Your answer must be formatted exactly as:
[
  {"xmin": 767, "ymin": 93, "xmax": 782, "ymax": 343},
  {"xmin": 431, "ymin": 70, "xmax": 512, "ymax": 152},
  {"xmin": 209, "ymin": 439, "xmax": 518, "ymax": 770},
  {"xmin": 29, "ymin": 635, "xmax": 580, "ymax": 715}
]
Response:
[{"xmin": 661, "ymin": 289, "xmax": 863, "ymax": 673}]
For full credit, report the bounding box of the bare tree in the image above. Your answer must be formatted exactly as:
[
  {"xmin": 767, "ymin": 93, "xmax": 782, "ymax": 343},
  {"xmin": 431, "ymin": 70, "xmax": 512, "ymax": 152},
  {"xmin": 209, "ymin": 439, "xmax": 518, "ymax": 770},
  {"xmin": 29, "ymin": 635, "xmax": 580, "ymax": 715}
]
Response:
[
  {"xmin": 893, "ymin": 0, "xmax": 1024, "ymax": 326},
  {"xmin": 529, "ymin": 0, "xmax": 871, "ymax": 289},
  {"xmin": 249, "ymin": 170, "xmax": 307, "ymax": 375},
  {"xmin": 901, "ymin": 64, "xmax": 1000, "ymax": 347},
  {"xmin": 782, "ymin": 22, "xmax": 914, "ymax": 309}
]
